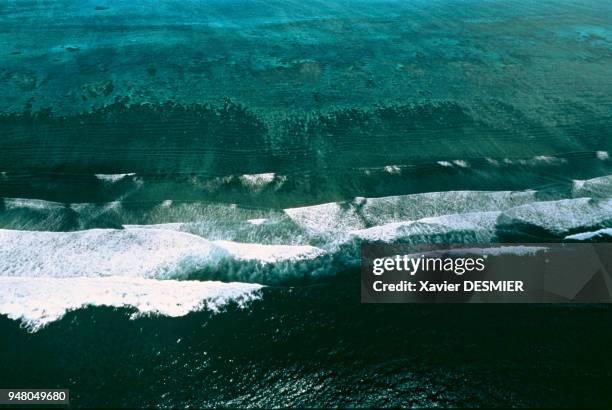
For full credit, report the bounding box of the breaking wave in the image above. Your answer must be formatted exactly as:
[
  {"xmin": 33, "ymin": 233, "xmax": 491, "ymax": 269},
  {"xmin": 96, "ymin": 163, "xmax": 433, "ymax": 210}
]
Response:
[
  {"xmin": 2, "ymin": 173, "xmax": 612, "ymax": 330},
  {"xmin": 0, "ymin": 276, "xmax": 263, "ymax": 332},
  {"xmin": 0, "ymin": 228, "xmax": 327, "ymax": 283}
]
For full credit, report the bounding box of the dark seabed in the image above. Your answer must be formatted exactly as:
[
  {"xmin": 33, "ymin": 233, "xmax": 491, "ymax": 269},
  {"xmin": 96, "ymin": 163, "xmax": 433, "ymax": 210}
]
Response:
[{"xmin": 0, "ymin": 0, "xmax": 611, "ymax": 408}]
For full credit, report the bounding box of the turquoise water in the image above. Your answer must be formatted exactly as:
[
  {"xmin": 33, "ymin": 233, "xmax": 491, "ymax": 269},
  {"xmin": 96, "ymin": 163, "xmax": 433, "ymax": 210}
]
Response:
[{"xmin": 1, "ymin": 0, "xmax": 611, "ymax": 407}]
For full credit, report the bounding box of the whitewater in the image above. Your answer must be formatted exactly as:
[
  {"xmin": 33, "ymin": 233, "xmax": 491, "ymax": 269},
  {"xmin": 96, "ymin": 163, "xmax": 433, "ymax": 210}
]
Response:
[{"xmin": 1, "ymin": 172, "xmax": 612, "ymax": 330}]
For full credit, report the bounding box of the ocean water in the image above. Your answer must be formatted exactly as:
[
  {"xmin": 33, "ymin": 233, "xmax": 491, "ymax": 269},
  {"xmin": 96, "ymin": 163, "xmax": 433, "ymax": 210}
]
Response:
[{"xmin": 1, "ymin": 0, "xmax": 612, "ymax": 407}]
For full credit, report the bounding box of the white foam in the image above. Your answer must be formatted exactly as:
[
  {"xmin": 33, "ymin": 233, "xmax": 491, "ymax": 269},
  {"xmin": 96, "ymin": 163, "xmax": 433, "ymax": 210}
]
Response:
[
  {"xmin": 71, "ymin": 200, "xmax": 122, "ymax": 213},
  {"xmin": 350, "ymin": 221, "xmax": 413, "ymax": 242},
  {"xmin": 213, "ymin": 240, "xmax": 324, "ymax": 264},
  {"xmin": 452, "ymin": 160, "xmax": 470, "ymax": 168},
  {"xmin": 133, "ymin": 201, "xmax": 270, "ymax": 226},
  {"xmin": 247, "ymin": 218, "xmax": 267, "ymax": 225},
  {"xmin": 285, "ymin": 190, "xmax": 536, "ymax": 235},
  {"xmin": 359, "ymin": 190, "xmax": 536, "ymax": 227},
  {"xmin": 2, "ymin": 197, "xmax": 280, "ymax": 232},
  {"xmin": 572, "ymin": 174, "xmax": 612, "ymax": 198},
  {"xmin": 0, "ymin": 228, "xmax": 324, "ymax": 279},
  {"xmin": 448, "ymin": 245, "xmax": 548, "ymax": 257},
  {"xmin": 0, "ymin": 228, "xmax": 220, "ymax": 278},
  {"xmin": 95, "ymin": 173, "xmax": 136, "ymax": 183},
  {"xmin": 122, "ymin": 222, "xmax": 186, "ymax": 230},
  {"xmin": 419, "ymin": 211, "xmax": 499, "ymax": 232},
  {"xmin": 532, "ymin": 155, "xmax": 556, "ymax": 163},
  {"xmin": 565, "ymin": 228, "xmax": 612, "ymax": 241},
  {"xmin": 573, "ymin": 179, "xmax": 586, "ymax": 189},
  {"xmin": 238, "ymin": 173, "xmax": 275, "ymax": 188},
  {"xmin": 0, "ymin": 276, "xmax": 262, "ymax": 332},
  {"xmin": 351, "ymin": 211, "xmax": 500, "ymax": 242},
  {"xmin": 383, "ymin": 165, "xmax": 402, "ymax": 174},
  {"xmin": 500, "ymin": 198, "xmax": 612, "ymax": 235},
  {"xmin": 204, "ymin": 175, "xmax": 235, "ymax": 191},
  {"xmin": 405, "ymin": 245, "xmax": 549, "ymax": 259},
  {"xmin": 437, "ymin": 161, "xmax": 452, "ymax": 167},
  {"xmin": 4, "ymin": 198, "xmax": 64, "ymax": 211},
  {"xmin": 498, "ymin": 156, "xmax": 565, "ymax": 166},
  {"xmin": 285, "ymin": 201, "xmax": 367, "ymax": 234}
]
